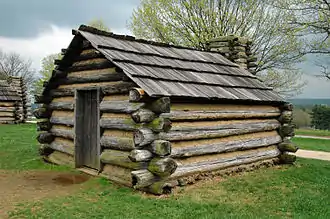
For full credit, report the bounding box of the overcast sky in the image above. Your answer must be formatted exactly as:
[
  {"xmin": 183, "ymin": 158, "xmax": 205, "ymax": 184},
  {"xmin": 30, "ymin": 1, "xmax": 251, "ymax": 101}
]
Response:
[{"xmin": 0, "ymin": 0, "xmax": 329, "ymax": 99}]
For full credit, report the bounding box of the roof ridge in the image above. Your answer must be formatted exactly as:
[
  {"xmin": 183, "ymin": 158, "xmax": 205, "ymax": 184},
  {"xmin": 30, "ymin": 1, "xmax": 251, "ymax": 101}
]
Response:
[{"xmin": 77, "ymin": 24, "xmax": 236, "ymax": 56}]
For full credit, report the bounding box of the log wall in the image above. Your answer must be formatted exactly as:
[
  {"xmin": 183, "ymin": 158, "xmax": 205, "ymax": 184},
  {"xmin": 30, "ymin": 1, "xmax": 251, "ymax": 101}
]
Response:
[
  {"xmin": 0, "ymin": 77, "xmax": 27, "ymax": 124},
  {"xmin": 36, "ymin": 39, "xmax": 297, "ymax": 195}
]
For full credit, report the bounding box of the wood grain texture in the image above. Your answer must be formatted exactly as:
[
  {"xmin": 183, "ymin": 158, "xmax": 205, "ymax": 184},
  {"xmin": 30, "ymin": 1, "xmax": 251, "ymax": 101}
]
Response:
[
  {"xmin": 170, "ymin": 146, "xmax": 280, "ymax": 179},
  {"xmin": 101, "ymin": 164, "xmax": 133, "ymax": 187}
]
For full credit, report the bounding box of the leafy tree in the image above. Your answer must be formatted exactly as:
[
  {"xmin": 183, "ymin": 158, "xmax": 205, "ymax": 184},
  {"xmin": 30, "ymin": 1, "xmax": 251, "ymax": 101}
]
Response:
[
  {"xmin": 32, "ymin": 53, "xmax": 61, "ymax": 96},
  {"xmin": 310, "ymin": 105, "xmax": 330, "ymax": 130},
  {"xmin": 0, "ymin": 49, "xmax": 36, "ymax": 87},
  {"xmin": 129, "ymin": 0, "xmax": 306, "ymax": 96},
  {"xmin": 88, "ymin": 19, "xmax": 111, "ymax": 31}
]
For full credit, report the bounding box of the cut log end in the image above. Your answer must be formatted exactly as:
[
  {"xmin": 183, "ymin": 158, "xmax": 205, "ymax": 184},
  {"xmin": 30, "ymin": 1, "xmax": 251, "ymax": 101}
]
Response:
[
  {"xmin": 279, "ymin": 152, "xmax": 296, "ymax": 164},
  {"xmin": 150, "ymin": 140, "xmax": 171, "ymax": 156},
  {"xmin": 147, "ymin": 97, "xmax": 171, "ymax": 114},
  {"xmin": 148, "ymin": 157, "xmax": 178, "ymax": 177},
  {"xmin": 134, "ymin": 128, "xmax": 156, "ymax": 147},
  {"xmin": 131, "ymin": 108, "xmax": 156, "ymax": 123},
  {"xmin": 278, "ymin": 140, "xmax": 299, "ymax": 153},
  {"xmin": 129, "ymin": 149, "xmax": 153, "ymax": 162},
  {"xmin": 129, "ymin": 88, "xmax": 146, "ymax": 102}
]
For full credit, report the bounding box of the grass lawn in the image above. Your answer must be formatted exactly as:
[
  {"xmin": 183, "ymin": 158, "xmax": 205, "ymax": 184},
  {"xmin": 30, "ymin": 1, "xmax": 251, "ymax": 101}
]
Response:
[
  {"xmin": 1, "ymin": 124, "xmax": 330, "ymax": 219},
  {"xmin": 295, "ymin": 129, "xmax": 330, "ymax": 137},
  {"xmin": 293, "ymin": 138, "xmax": 330, "ymax": 152}
]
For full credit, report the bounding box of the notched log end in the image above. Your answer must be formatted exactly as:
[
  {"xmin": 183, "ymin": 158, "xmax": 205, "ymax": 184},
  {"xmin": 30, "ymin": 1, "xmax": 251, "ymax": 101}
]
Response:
[{"xmin": 129, "ymin": 88, "xmax": 146, "ymax": 102}]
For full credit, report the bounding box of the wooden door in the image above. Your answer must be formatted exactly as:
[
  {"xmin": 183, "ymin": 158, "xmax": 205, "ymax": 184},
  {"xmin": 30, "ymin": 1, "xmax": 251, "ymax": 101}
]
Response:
[{"xmin": 74, "ymin": 88, "xmax": 100, "ymax": 170}]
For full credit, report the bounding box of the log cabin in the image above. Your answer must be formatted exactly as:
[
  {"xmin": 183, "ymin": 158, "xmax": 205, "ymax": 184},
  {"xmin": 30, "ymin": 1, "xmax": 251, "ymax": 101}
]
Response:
[
  {"xmin": 0, "ymin": 76, "xmax": 27, "ymax": 123},
  {"xmin": 36, "ymin": 25, "xmax": 297, "ymax": 195}
]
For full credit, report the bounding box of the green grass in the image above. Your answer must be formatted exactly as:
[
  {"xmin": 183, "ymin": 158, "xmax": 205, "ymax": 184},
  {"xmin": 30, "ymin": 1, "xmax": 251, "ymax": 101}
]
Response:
[
  {"xmin": 293, "ymin": 138, "xmax": 330, "ymax": 152},
  {"xmin": 1, "ymin": 124, "xmax": 330, "ymax": 218},
  {"xmin": 0, "ymin": 124, "xmax": 68, "ymax": 171},
  {"xmin": 295, "ymin": 129, "xmax": 330, "ymax": 137},
  {"xmin": 8, "ymin": 158, "xmax": 330, "ymax": 219}
]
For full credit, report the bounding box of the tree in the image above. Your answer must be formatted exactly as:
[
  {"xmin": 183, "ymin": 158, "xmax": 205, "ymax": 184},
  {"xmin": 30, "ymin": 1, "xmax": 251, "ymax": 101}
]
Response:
[
  {"xmin": 88, "ymin": 19, "xmax": 111, "ymax": 32},
  {"xmin": 128, "ymin": 0, "xmax": 306, "ymax": 96},
  {"xmin": 32, "ymin": 53, "xmax": 61, "ymax": 96},
  {"xmin": 0, "ymin": 50, "xmax": 35, "ymax": 86},
  {"xmin": 274, "ymin": 0, "xmax": 329, "ymax": 55},
  {"xmin": 310, "ymin": 105, "xmax": 330, "ymax": 130}
]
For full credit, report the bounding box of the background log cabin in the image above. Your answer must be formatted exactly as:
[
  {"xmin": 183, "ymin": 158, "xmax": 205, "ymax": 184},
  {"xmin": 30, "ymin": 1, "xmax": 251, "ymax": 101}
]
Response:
[
  {"xmin": 36, "ymin": 25, "xmax": 297, "ymax": 195},
  {"xmin": 0, "ymin": 76, "xmax": 27, "ymax": 124}
]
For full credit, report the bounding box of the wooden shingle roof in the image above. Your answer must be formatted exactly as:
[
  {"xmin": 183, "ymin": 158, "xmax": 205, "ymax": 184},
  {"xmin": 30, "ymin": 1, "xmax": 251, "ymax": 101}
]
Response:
[
  {"xmin": 0, "ymin": 79, "xmax": 21, "ymax": 101},
  {"xmin": 77, "ymin": 25, "xmax": 283, "ymax": 103}
]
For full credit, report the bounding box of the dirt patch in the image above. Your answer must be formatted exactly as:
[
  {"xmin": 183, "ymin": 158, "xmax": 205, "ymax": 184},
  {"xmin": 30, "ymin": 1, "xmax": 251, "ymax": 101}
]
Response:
[{"xmin": 0, "ymin": 170, "xmax": 91, "ymax": 218}]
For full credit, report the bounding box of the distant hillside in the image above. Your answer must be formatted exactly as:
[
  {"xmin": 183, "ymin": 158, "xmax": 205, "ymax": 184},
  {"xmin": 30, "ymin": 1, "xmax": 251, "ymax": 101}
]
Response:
[{"xmin": 288, "ymin": 99, "xmax": 330, "ymax": 106}]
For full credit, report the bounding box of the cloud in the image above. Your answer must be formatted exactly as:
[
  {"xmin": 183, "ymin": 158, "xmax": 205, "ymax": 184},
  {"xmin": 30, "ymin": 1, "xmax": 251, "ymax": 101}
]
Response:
[
  {"xmin": 0, "ymin": 25, "xmax": 131, "ymax": 73},
  {"xmin": 295, "ymin": 74, "xmax": 330, "ymax": 98}
]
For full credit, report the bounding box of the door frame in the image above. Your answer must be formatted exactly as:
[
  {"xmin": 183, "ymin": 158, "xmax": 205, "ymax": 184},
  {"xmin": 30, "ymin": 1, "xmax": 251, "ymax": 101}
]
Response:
[{"xmin": 74, "ymin": 87, "xmax": 101, "ymax": 170}]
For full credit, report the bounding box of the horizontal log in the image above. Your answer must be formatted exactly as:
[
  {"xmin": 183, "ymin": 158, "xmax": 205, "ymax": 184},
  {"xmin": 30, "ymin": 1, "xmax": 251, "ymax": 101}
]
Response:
[
  {"xmin": 44, "ymin": 151, "xmax": 74, "ymax": 167},
  {"xmin": 131, "ymin": 170, "xmax": 159, "ymax": 189},
  {"xmin": 67, "ymin": 59, "xmax": 115, "ymax": 72},
  {"xmin": 278, "ymin": 140, "xmax": 299, "ymax": 153},
  {"xmin": 100, "ymin": 135, "xmax": 135, "ymax": 151},
  {"xmin": 0, "ymin": 102, "xmax": 15, "ymax": 107},
  {"xmin": 38, "ymin": 144, "xmax": 54, "ymax": 156},
  {"xmin": 146, "ymin": 97, "xmax": 170, "ymax": 114},
  {"xmin": 49, "ymin": 140, "xmax": 74, "ymax": 155},
  {"xmin": 278, "ymin": 152, "xmax": 296, "ymax": 164},
  {"xmin": 101, "ymin": 164, "xmax": 133, "ymax": 187},
  {"xmin": 100, "ymin": 100, "xmax": 145, "ymax": 113},
  {"xmin": 162, "ymin": 109, "xmax": 281, "ymax": 121},
  {"xmin": 57, "ymin": 71, "xmax": 123, "ymax": 85},
  {"xmin": 170, "ymin": 146, "xmax": 280, "ymax": 179},
  {"xmin": 33, "ymin": 107, "xmax": 52, "ymax": 119},
  {"xmin": 37, "ymin": 132, "xmax": 55, "ymax": 144},
  {"xmin": 100, "ymin": 117, "xmax": 171, "ymax": 132},
  {"xmin": 149, "ymin": 140, "xmax": 171, "ymax": 156},
  {"xmin": 50, "ymin": 126, "xmax": 74, "ymax": 139},
  {"xmin": 160, "ymin": 120, "xmax": 280, "ymax": 141},
  {"xmin": 0, "ymin": 107, "xmax": 15, "ymax": 112},
  {"xmin": 50, "ymin": 117, "xmax": 74, "ymax": 126},
  {"xmin": 100, "ymin": 149, "xmax": 148, "ymax": 170},
  {"xmin": 49, "ymin": 102, "xmax": 74, "ymax": 111},
  {"xmin": 148, "ymin": 157, "xmax": 178, "ymax": 177},
  {"xmin": 129, "ymin": 88, "xmax": 146, "ymax": 102},
  {"xmin": 171, "ymin": 119, "xmax": 280, "ymax": 132},
  {"xmin": 170, "ymin": 134, "xmax": 282, "ymax": 158},
  {"xmin": 131, "ymin": 109, "xmax": 156, "ymax": 123},
  {"xmin": 0, "ymin": 112, "xmax": 14, "ymax": 117},
  {"xmin": 129, "ymin": 149, "xmax": 153, "ymax": 162},
  {"xmin": 50, "ymin": 82, "xmax": 136, "ymax": 97}
]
